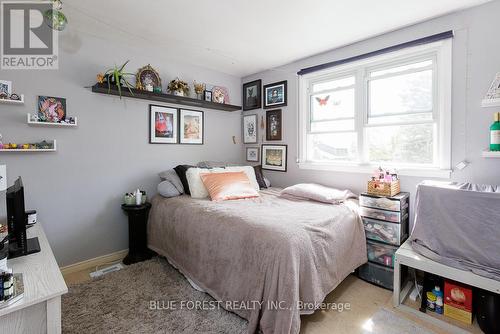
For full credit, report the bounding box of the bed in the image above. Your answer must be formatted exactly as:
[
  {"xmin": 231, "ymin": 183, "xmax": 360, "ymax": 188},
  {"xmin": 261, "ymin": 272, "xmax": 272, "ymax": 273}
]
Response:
[{"xmin": 148, "ymin": 188, "xmax": 367, "ymax": 334}]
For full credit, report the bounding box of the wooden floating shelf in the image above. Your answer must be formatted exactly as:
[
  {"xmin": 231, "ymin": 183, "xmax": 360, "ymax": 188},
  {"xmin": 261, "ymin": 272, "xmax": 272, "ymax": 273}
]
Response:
[
  {"xmin": 482, "ymin": 149, "xmax": 500, "ymax": 158},
  {"xmin": 481, "ymin": 98, "xmax": 500, "ymax": 108},
  {"xmin": 27, "ymin": 114, "xmax": 78, "ymax": 127},
  {"xmin": 91, "ymin": 83, "xmax": 241, "ymax": 112},
  {"xmin": 0, "ymin": 95, "xmax": 24, "ymax": 105},
  {"xmin": 0, "ymin": 140, "xmax": 57, "ymax": 152}
]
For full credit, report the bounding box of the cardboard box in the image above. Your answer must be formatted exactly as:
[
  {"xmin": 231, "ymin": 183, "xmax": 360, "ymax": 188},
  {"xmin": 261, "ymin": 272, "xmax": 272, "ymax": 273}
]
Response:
[{"xmin": 444, "ymin": 280, "xmax": 473, "ymax": 324}]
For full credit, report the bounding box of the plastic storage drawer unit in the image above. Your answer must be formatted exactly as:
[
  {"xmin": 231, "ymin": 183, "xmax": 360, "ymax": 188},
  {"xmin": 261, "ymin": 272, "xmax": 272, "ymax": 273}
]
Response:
[
  {"xmin": 357, "ymin": 262, "xmax": 394, "ymax": 290},
  {"xmin": 362, "ymin": 217, "xmax": 407, "ymax": 246},
  {"xmin": 359, "ymin": 192, "xmax": 409, "ymax": 212}
]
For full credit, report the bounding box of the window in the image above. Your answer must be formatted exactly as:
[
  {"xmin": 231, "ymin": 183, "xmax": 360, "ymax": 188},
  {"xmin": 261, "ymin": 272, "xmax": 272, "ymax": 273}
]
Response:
[{"xmin": 298, "ymin": 40, "xmax": 452, "ymax": 177}]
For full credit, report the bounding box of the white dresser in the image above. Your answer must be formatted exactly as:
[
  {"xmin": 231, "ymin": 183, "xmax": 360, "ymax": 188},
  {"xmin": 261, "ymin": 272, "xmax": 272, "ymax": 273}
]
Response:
[{"xmin": 0, "ymin": 223, "xmax": 68, "ymax": 333}]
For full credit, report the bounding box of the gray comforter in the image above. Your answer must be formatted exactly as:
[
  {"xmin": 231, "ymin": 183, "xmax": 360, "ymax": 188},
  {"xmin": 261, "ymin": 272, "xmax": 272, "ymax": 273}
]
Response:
[{"xmin": 148, "ymin": 188, "xmax": 367, "ymax": 334}]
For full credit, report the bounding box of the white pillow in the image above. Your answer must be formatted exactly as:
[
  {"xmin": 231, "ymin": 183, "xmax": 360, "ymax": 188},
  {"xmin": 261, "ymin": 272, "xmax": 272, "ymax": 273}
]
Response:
[
  {"xmin": 186, "ymin": 167, "xmax": 225, "ymax": 198},
  {"xmin": 225, "ymin": 166, "xmax": 260, "ymax": 191},
  {"xmin": 280, "ymin": 183, "xmax": 356, "ymax": 204}
]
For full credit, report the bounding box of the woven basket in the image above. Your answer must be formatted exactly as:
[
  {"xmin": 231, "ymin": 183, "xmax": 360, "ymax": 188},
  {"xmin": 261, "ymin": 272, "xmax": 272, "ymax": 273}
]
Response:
[{"xmin": 367, "ymin": 180, "xmax": 400, "ymax": 197}]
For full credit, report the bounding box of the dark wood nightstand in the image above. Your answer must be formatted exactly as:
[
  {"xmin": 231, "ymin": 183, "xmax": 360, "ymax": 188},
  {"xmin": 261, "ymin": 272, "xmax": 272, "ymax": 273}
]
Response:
[{"xmin": 121, "ymin": 202, "xmax": 155, "ymax": 265}]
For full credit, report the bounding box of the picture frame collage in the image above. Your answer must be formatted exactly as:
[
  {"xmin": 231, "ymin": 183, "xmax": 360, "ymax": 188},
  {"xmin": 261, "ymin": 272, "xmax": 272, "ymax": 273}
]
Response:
[
  {"xmin": 242, "ymin": 79, "xmax": 287, "ymax": 172},
  {"xmin": 150, "ymin": 105, "xmax": 204, "ymax": 145}
]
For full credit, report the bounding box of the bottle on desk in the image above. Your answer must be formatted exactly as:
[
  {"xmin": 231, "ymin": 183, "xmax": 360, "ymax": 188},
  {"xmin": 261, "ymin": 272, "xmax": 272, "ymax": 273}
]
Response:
[{"xmin": 490, "ymin": 112, "xmax": 500, "ymax": 151}]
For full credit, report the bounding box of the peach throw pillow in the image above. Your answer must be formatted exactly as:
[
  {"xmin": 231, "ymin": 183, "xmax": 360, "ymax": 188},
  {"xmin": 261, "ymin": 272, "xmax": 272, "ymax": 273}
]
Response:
[{"xmin": 200, "ymin": 171, "xmax": 260, "ymax": 201}]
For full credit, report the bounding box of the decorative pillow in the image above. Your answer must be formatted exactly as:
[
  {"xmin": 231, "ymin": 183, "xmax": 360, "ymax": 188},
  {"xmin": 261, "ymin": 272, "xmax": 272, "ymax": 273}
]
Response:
[
  {"xmin": 253, "ymin": 165, "xmax": 267, "ymax": 189},
  {"xmin": 158, "ymin": 169, "xmax": 184, "ymax": 193},
  {"xmin": 224, "ymin": 166, "xmax": 260, "ymax": 191},
  {"xmin": 157, "ymin": 180, "xmax": 182, "ymax": 198},
  {"xmin": 185, "ymin": 167, "xmax": 225, "ymax": 198},
  {"xmin": 200, "ymin": 172, "xmax": 260, "ymax": 201},
  {"xmin": 174, "ymin": 165, "xmax": 194, "ymax": 195},
  {"xmin": 280, "ymin": 183, "xmax": 356, "ymax": 204}
]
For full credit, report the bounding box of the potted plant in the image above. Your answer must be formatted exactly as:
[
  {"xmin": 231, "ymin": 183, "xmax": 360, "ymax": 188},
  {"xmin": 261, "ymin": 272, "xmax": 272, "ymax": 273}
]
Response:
[
  {"xmin": 167, "ymin": 78, "xmax": 190, "ymax": 97},
  {"xmin": 97, "ymin": 60, "xmax": 135, "ymax": 99}
]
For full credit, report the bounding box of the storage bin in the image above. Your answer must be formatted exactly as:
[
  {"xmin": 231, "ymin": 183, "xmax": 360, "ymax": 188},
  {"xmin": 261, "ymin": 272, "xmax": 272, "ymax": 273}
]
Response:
[
  {"xmin": 366, "ymin": 240, "xmax": 399, "ymax": 268},
  {"xmin": 359, "ymin": 192, "xmax": 409, "ymax": 212},
  {"xmin": 357, "ymin": 262, "xmax": 394, "ymax": 290},
  {"xmin": 359, "ymin": 206, "xmax": 408, "ymax": 223},
  {"xmin": 367, "ymin": 180, "xmax": 400, "ymax": 197},
  {"xmin": 362, "ymin": 217, "xmax": 407, "ymax": 246}
]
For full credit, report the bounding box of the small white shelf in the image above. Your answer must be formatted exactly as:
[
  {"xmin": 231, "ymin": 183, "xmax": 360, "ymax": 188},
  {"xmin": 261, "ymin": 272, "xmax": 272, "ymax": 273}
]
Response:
[
  {"xmin": 0, "ymin": 140, "xmax": 57, "ymax": 152},
  {"xmin": 0, "ymin": 95, "xmax": 24, "ymax": 105},
  {"xmin": 481, "ymin": 98, "xmax": 500, "ymax": 108},
  {"xmin": 27, "ymin": 114, "xmax": 77, "ymax": 127},
  {"xmin": 482, "ymin": 149, "xmax": 500, "ymax": 158}
]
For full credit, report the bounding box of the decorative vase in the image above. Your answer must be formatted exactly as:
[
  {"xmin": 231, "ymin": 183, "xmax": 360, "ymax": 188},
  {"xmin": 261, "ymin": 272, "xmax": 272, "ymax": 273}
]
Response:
[{"xmin": 173, "ymin": 90, "xmax": 184, "ymax": 97}]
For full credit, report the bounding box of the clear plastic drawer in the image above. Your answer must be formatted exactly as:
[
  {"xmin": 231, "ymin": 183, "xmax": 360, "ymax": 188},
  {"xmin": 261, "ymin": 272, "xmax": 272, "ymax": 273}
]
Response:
[
  {"xmin": 359, "ymin": 206, "xmax": 407, "ymax": 223},
  {"xmin": 359, "ymin": 193, "xmax": 408, "ymax": 212},
  {"xmin": 362, "ymin": 217, "xmax": 406, "ymax": 246},
  {"xmin": 366, "ymin": 240, "xmax": 399, "ymax": 268},
  {"xmin": 357, "ymin": 262, "xmax": 394, "ymax": 290}
]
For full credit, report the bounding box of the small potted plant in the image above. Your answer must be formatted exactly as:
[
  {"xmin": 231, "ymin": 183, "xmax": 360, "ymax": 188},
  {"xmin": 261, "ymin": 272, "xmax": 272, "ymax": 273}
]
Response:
[
  {"xmin": 167, "ymin": 78, "xmax": 190, "ymax": 97},
  {"xmin": 97, "ymin": 60, "xmax": 135, "ymax": 99}
]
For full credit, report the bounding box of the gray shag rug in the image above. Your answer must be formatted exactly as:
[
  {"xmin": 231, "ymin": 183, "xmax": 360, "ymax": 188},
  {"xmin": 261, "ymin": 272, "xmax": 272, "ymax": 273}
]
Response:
[
  {"xmin": 362, "ymin": 308, "xmax": 433, "ymax": 334},
  {"xmin": 62, "ymin": 257, "xmax": 247, "ymax": 334}
]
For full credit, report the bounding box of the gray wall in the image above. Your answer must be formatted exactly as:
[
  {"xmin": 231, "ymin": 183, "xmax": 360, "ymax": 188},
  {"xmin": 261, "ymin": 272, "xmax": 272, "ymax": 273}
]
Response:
[
  {"xmin": 0, "ymin": 31, "xmax": 243, "ymax": 266},
  {"xmin": 243, "ymin": 0, "xmax": 500, "ymax": 224}
]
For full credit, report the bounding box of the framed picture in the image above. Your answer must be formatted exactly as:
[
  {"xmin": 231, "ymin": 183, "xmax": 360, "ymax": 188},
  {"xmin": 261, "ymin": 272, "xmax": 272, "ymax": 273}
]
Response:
[
  {"xmin": 266, "ymin": 109, "xmax": 282, "ymax": 141},
  {"xmin": 264, "ymin": 80, "xmax": 287, "ymax": 108},
  {"xmin": 0, "ymin": 80, "xmax": 12, "ymax": 96},
  {"xmin": 243, "ymin": 79, "xmax": 262, "ymax": 110},
  {"xmin": 204, "ymin": 90, "xmax": 212, "ymax": 102},
  {"xmin": 246, "ymin": 147, "xmax": 259, "ymax": 162},
  {"xmin": 149, "ymin": 105, "xmax": 178, "ymax": 144},
  {"xmin": 180, "ymin": 109, "xmax": 204, "ymax": 144},
  {"xmin": 261, "ymin": 144, "xmax": 287, "ymax": 172},
  {"xmin": 37, "ymin": 96, "xmax": 66, "ymax": 123},
  {"xmin": 136, "ymin": 64, "xmax": 161, "ymax": 91},
  {"xmin": 243, "ymin": 114, "xmax": 258, "ymax": 144}
]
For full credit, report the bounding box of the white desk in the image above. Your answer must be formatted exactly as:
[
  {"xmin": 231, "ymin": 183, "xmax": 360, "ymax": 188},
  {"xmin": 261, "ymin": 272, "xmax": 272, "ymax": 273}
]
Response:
[{"xmin": 0, "ymin": 223, "xmax": 68, "ymax": 333}]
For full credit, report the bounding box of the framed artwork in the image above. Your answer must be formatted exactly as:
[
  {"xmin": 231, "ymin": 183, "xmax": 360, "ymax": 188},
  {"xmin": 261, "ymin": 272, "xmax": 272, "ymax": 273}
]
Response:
[
  {"xmin": 204, "ymin": 90, "xmax": 212, "ymax": 102},
  {"xmin": 0, "ymin": 80, "xmax": 12, "ymax": 96},
  {"xmin": 261, "ymin": 144, "xmax": 287, "ymax": 172},
  {"xmin": 266, "ymin": 109, "xmax": 282, "ymax": 141},
  {"xmin": 243, "ymin": 79, "xmax": 262, "ymax": 110},
  {"xmin": 37, "ymin": 96, "xmax": 66, "ymax": 123},
  {"xmin": 243, "ymin": 114, "xmax": 258, "ymax": 144},
  {"xmin": 246, "ymin": 147, "xmax": 259, "ymax": 162},
  {"xmin": 264, "ymin": 80, "xmax": 287, "ymax": 108},
  {"xmin": 180, "ymin": 109, "xmax": 204, "ymax": 144},
  {"xmin": 483, "ymin": 72, "xmax": 500, "ymax": 106},
  {"xmin": 136, "ymin": 64, "xmax": 161, "ymax": 91},
  {"xmin": 149, "ymin": 105, "xmax": 178, "ymax": 144}
]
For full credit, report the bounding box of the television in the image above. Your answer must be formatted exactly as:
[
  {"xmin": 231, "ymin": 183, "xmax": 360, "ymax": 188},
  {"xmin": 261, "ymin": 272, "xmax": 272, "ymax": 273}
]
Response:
[{"xmin": 6, "ymin": 177, "xmax": 40, "ymax": 258}]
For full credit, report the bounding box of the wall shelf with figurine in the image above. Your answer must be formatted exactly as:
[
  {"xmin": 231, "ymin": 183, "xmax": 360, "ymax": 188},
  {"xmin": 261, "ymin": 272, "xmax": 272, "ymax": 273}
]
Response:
[
  {"xmin": 27, "ymin": 114, "xmax": 77, "ymax": 127},
  {"xmin": 91, "ymin": 83, "xmax": 241, "ymax": 112},
  {"xmin": 0, "ymin": 95, "xmax": 24, "ymax": 105},
  {"xmin": 0, "ymin": 140, "xmax": 57, "ymax": 152},
  {"xmin": 482, "ymin": 149, "xmax": 500, "ymax": 158}
]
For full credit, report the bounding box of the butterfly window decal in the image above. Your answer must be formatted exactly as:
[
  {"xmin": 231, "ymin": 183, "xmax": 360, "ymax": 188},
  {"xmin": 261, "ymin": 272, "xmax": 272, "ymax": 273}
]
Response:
[{"xmin": 315, "ymin": 95, "xmax": 330, "ymax": 106}]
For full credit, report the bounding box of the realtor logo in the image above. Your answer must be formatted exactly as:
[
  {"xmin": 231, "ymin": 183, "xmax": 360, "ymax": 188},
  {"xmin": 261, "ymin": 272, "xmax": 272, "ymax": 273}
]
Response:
[{"xmin": 1, "ymin": 1, "xmax": 58, "ymax": 69}]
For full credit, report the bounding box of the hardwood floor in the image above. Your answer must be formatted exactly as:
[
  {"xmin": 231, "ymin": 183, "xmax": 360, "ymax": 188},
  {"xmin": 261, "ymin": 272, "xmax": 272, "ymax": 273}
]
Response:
[{"xmin": 63, "ymin": 264, "xmax": 450, "ymax": 334}]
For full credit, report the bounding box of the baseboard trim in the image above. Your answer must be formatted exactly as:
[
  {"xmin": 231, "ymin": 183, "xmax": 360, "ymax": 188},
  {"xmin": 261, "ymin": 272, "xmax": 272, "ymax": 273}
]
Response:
[{"xmin": 60, "ymin": 249, "xmax": 128, "ymax": 275}]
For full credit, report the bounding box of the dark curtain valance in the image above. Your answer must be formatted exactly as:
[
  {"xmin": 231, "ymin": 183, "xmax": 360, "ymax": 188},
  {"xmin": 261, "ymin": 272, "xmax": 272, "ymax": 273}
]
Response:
[{"xmin": 297, "ymin": 30, "xmax": 454, "ymax": 76}]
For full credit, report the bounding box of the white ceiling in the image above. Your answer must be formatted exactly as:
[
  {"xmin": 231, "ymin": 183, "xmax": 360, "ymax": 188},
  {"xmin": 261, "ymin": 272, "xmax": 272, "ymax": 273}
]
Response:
[{"xmin": 64, "ymin": 0, "xmax": 491, "ymax": 77}]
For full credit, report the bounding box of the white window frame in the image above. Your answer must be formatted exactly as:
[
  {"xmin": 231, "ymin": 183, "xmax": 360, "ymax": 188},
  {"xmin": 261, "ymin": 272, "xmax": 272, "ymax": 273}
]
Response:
[{"xmin": 298, "ymin": 39, "xmax": 452, "ymax": 178}]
